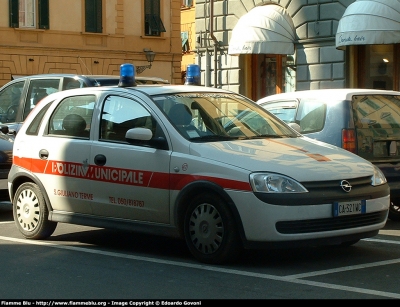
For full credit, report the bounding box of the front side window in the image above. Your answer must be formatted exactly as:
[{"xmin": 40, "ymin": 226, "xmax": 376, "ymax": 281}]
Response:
[
  {"xmin": 0, "ymin": 81, "xmax": 24, "ymax": 123},
  {"xmin": 9, "ymin": 0, "xmax": 49, "ymax": 29},
  {"xmin": 295, "ymin": 99, "xmax": 326, "ymax": 133},
  {"xmin": 144, "ymin": 0, "xmax": 166, "ymax": 36},
  {"xmin": 85, "ymin": 0, "xmax": 102, "ymax": 33},
  {"xmin": 100, "ymin": 95, "xmax": 160, "ymax": 143}
]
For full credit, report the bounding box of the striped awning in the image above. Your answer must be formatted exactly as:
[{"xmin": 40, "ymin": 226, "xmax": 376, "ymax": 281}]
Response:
[
  {"xmin": 228, "ymin": 5, "xmax": 296, "ymax": 55},
  {"xmin": 336, "ymin": 0, "xmax": 400, "ymax": 49}
]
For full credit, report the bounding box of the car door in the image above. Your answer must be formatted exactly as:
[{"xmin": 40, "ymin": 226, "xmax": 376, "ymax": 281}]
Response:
[
  {"xmin": 90, "ymin": 94, "xmax": 171, "ymax": 223},
  {"xmin": 36, "ymin": 94, "xmax": 95, "ymax": 214}
]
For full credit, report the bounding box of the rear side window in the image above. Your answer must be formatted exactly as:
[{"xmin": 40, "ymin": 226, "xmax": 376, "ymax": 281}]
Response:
[
  {"xmin": 48, "ymin": 95, "xmax": 95, "ymax": 138},
  {"xmin": 26, "ymin": 102, "xmax": 53, "ymax": 136}
]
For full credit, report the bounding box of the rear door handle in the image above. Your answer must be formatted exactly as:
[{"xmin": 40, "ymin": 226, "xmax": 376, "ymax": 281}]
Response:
[{"xmin": 39, "ymin": 149, "xmax": 49, "ymax": 160}]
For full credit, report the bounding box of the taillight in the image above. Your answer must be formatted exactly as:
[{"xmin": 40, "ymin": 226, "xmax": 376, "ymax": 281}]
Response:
[{"xmin": 342, "ymin": 129, "xmax": 356, "ymax": 153}]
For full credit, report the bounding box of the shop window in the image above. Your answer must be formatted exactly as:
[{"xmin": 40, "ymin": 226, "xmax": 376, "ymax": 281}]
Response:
[
  {"xmin": 356, "ymin": 45, "xmax": 396, "ymax": 90},
  {"xmin": 9, "ymin": 0, "xmax": 49, "ymax": 29},
  {"xmin": 144, "ymin": 0, "xmax": 166, "ymax": 36},
  {"xmin": 85, "ymin": 0, "xmax": 102, "ymax": 33}
]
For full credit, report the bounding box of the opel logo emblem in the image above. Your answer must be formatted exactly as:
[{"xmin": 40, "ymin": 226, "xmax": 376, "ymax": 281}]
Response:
[{"xmin": 340, "ymin": 180, "xmax": 352, "ymax": 193}]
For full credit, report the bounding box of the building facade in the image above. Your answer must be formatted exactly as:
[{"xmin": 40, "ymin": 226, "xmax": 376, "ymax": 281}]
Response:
[
  {"xmin": 0, "ymin": 0, "xmax": 182, "ymax": 87},
  {"xmin": 181, "ymin": 0, "xmax": 196, "ymax": 84},
  {"xmin": 194, "ymin": 0, "xmax": 400, "ymax": 101}
]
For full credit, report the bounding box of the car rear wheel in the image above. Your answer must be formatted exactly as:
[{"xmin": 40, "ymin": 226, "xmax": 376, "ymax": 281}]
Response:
[
  {"xmin": 388, "ymin": 201, "xmax": 400, "ymax": 221},
  {"xmin": 183, "ymin": 192, "xmax": 242, "ymax": 264},
  {"xmin": 13, "ymin": 182, "xmax": 57, "ymax": 239}
]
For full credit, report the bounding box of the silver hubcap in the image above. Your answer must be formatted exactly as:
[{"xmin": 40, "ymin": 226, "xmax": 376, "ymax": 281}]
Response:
[
  {"xmin": 391, "ymin": 203, "xmax": 400, "ymax": 213},
  {"xmin": 189, "ymin": 203, "xmax": 224, "ymax": 254},
  {"xmin": 16, "ymin": 189, "xmax": 40, "ymax": 232}
]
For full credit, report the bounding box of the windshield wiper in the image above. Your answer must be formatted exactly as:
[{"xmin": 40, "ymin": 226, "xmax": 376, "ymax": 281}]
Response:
[{"xmin": 190, "ymin": 135, "xmax": 234, "ymax": 142}]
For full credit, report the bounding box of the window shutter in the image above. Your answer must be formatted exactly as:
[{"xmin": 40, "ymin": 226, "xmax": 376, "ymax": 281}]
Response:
[
  {"xmin": 38, "ymin": 0, "xmax": 50, "ymax": 29},
  {"xmin": 95, "ymin": 0, "xmax": 102, "ymax": 32},
  {"xmin": 9, "ymin": 0, "xmax": 19, "ymax": 28},
  {"xmin": 85, "ymin": 0, "xmax": 102, "ymax": 33},
  {"xmin": 181, "ymin": 31, "xmax": 189, "ymax": 52},
  {"xmin": 144, "ymin": 0, "xmax": 166, "ymax": 36}
]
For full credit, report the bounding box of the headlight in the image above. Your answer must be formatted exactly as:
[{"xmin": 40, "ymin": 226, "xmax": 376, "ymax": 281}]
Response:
[
  {"xmin": 371, "ymin": 165, "xmax": 387, "ymax": 186},
  {"xmin": 249, "ymin": 173, "xmax": 308, "ymax": 193}
]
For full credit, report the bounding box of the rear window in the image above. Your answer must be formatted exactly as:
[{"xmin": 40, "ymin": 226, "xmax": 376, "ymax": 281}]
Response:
[
  {"xmin": 353, "ymin": 95, "xmax": 400, "ymax": 129},
  {"xmin": 353, "ymin": 95, "xmax": 400, "ymax": 159}
]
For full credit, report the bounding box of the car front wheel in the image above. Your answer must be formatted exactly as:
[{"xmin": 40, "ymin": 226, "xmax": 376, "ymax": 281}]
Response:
[
  {"xmin": 183, "ymin": 192, "xmax": 242, "ymax": 264},
  {"xmin": 13, "ymin": 182, "xmax": 57, "ymax": 239}
]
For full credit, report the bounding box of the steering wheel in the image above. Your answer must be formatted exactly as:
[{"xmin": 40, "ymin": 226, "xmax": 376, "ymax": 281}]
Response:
[{"xmin": 6, "ymin": 105, "xmax": 18, "ymax": 121}]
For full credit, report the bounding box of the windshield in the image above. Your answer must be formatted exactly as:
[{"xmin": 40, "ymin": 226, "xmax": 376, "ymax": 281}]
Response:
[{"xmin": 152, "ymin": 92, "xmax": 297, "ymax": 141}]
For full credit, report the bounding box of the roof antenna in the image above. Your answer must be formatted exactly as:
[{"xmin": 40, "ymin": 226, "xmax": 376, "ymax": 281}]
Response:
[
  {"xmin": 78, "ymin": 56, "xmax": 100, "ymax": 86},
  {"xmin": 78, "ymin": 56, "xmax": 93, "ymax": 75}
]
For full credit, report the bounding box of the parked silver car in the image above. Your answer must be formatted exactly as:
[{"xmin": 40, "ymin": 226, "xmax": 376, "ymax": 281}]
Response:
[{"xmin": 258, "ymin": 88, "xmax": 400, "ymax": 221}]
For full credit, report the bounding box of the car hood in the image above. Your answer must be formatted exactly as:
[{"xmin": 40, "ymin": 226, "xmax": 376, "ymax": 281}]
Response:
[{"xmin": 189, "ymin": 137, "xmax": 373, "ymax": 182}]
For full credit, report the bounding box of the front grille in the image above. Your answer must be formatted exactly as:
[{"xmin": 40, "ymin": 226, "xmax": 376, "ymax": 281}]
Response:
[
  {"xmin": 255, "ymin": 176, "xmax": 389, "ymax": 206},
  {"xmin": 276, "ymin": 210, "xmax": 387, "ymax": 234}
]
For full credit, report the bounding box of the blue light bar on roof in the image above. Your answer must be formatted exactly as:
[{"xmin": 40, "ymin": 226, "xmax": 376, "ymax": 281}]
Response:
[
  {"xmin": 118, "ymin": 63, "xmax": 136, "ymax": 87},
  {"xmin": 185, "ymin": 64, "xmax": 201, "ymax": 86}
]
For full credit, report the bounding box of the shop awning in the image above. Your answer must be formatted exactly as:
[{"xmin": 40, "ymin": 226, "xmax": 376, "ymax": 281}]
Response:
[
  {"xmin": 336, "ymin": 0, "xmax": 400, "ymax": 49},
  {"xmin": 228, "ymin": 5, "xmax": 296, "ymax": 55}
]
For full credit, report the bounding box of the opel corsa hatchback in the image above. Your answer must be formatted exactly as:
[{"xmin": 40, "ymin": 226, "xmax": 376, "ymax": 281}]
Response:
[
  {"xmin": 257, "ymin": 89, "xmax": 400, "ymax": 221},
  {"xmin": 8, "ymin": 66, "xmax": 390, "ymax": 264}
]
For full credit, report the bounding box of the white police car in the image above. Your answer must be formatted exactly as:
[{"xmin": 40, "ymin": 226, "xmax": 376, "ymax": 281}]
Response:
[{"xmin": 8, "ymin": 64, "xmax": 390, "ymax": 264}]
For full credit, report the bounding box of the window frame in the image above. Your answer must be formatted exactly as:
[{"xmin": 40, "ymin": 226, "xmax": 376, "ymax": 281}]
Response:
[
  {"xmin": 144, "ymin": 0, "xmax": 166, "ymax": 37},
  {"xmin": 8, "ymin": 0, "xmax": 49, "ymax": 29},
  {"xmin": 85, "ymin": 0, "xmax": 102, "ymax": 33}
]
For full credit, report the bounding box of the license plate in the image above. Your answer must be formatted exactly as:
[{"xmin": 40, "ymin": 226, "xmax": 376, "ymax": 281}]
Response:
[{"xmin": 333, "ymin": 200, "xmax": 366, "ymax": 217}]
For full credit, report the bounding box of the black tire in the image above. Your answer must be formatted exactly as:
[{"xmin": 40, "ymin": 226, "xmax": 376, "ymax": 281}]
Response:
[
  {"xmin": 13, "ymin": 182, "xmax": 57, "ymax": 239},
  {"xmin": 339, "ymin": 239, "xmax": 360, "ymax": 247},
  {"xmin": 388, "ymin": 201, "xmax": 400, "ymax": 221},
  {"xmin": 183, "ymin": 192, "xmax": 242, "ymax": 264},
  {"xmin": 6, "ymin": 105, "xmax": 18, "ymax": 121}
]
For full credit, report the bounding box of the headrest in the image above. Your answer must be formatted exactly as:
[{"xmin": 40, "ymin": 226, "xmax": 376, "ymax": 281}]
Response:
[
  {"xmin": 62, "ymin": 114, "xmax": 86, "ymax": 132},
  {"xmin": 169, "ymin": 104, "xmax": 192, "ymax": 126}
]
